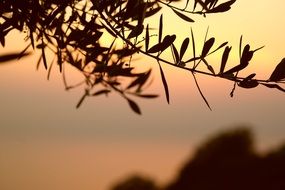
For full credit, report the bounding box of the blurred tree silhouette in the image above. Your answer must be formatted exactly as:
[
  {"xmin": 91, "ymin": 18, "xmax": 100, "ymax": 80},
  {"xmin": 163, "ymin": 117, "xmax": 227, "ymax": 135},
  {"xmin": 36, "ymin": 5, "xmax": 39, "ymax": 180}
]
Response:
[
  {"xmin": 112, "ymin": 128, "xmax": 285, "ymax": 190},
  {"xmin": 1, "ymin": 0, "xmax": 285, "ymax": 114},
  {"xmin": 111, "ymin": 175, "xmax": 158, "ymax": 190}
]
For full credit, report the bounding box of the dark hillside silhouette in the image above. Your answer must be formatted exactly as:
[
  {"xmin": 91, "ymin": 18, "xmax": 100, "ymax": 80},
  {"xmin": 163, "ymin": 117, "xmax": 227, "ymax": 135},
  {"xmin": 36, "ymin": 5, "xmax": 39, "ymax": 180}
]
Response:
[
  {"xmin": 1, "ymin": 0, "xmax": 285, "ymax": 114},
  {"xmin": 111, "ymin": 128, "xmax": 285, "ymax": 190}
]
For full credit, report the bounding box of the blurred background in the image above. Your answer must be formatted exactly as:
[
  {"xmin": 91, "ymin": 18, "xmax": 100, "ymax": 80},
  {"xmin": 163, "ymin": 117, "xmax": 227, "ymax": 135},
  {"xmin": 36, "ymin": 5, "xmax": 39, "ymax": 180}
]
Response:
[{"xmin": 1, "ymin": 0, "xmax": 285, "ymax": 190}]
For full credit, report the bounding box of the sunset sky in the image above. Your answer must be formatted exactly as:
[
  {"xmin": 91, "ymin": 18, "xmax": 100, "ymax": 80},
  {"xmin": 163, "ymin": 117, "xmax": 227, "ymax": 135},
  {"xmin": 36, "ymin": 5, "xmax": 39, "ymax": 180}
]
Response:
[{"xmin": 1, "ymin": 1, "xmax": 285, "ymax": 190}]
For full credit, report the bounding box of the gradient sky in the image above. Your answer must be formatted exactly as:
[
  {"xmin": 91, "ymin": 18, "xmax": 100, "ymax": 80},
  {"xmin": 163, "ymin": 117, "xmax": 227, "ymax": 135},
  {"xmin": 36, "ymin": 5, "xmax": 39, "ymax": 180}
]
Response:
[{"xmin": 1, "ymin": 1, "xmax": 285, "ymax": 190}]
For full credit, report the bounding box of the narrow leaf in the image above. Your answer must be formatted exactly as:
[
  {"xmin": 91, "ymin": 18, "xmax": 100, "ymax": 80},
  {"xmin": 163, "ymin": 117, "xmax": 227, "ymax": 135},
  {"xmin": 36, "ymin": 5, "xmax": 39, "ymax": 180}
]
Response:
[
  {"xmin": 47, "ymin": 56, "xmax": 55, "ymax": 80},
  {"xmin": 36, "ymin": 55, "xmax": 42, "ymax": 70},
  {"xmin": 92, "ymin": 89, "xmax": 111, "ymax": 96},
  {"xmin": 262, "ymin": 83, "xmax": 285, "ymax": 93},
  {"xmin": 41, "ymin": 46, "xmax": 48, "ymax": 70},
  {"xmin": 127, "ymin": 70, "xmax": 151, "ymax": 90},
  {"xmin": 127, "ymin": 98, "xmax": 141, "ymax": 115},
  {"xmin": 147, "ymin": 43, "xmax": 164, "ymax": 53},
  {"xmin": 158, "ymin": 63, "xmax": 170, "ymax": 104},
  {"xmin": 244, "ymin": 73, "xmax": 256, "ymax": 80},
  {"xmin": 171, "ymin": 44, "xmax": 180, "ymax": 64},
  {"xmin": 0, "ymin": 35, "xmax": 5, "ymax": 47},
  {"xmin": 135, "ymin": 94, "xmax": 159, "ymax": 98},
  {"xmin": 184, "ymin": 0, "xmax": 190, "ymax": 9},
  {"xmin": 127, "ymin": 24, "xmax": 144, "ymax": 39},
  {"xmin": 159, "ymin": 14, "xmax": 163, "ymax": 43},
  {"xmin": 192, "ymin": 72, "xmax": 212, "ymax": 110},
  {"xmin": 201, "ymin": 37, "xmax": 215, "ymax": 57},
  {"xmin": 219, "ymin": 46, "xmax": 231, "ymax": 74},
  {"xmin": 76, "ymin": 91, "xmax": 88, "ymax": 109},
  {"xmin": 148, "ymin": 35, "xmax": 176, "ymax": 53},
  {"xmin": 208, "ymin": 41, "xmax": 228, "ymax": 55},
  {"xmin": 0, "ymin": 52, "xmax": 31, "ymax": 64},
  {"xmin": 180, "ymin": 38, "xmax": 190, "ymax": 61},
  {"xmin": 239, "ymin": 35, "xmax": 243, "ymax": 59},
  {"xmin": 207, "ymin": 0, "xmax": 236, "ymax": 13},
  {"xmin": 207, "ymin": 64, "xmax": 215, "ymax": 75},
  {"xmin": 269, "ymin": 58, "xmax": 285, "ymax": 81},
  {"xmin": 224, "ymin": 44, "xmax": 252, "ymax": 74},
  {"xmin": 145, "ymin": 6, "xmax": 162, "ymax": 17},
  {"xmin": 172, "ymin": 8, "xmax": 194, "ymax": 22},
  {"xmin": 161, "ymin": 35, "xmax": 176, "ymax": 53},
  {"xmin": 191, "ymin": 28, "xmax": 196, "ymax": 66},
  {"xmin": 145, "ymin": 24, "xmax": 150, "ymax": 51},
  {"xmin": 18, "ymin": 43, "xmax": 32, "ymax": 60}
]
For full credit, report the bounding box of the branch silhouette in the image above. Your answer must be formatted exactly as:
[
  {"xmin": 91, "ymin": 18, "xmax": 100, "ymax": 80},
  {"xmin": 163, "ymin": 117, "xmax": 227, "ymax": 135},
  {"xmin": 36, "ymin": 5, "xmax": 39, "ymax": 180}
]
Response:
[{"xmin": 1, "ymin": 0, "xmax": 285, "ymax": 114}]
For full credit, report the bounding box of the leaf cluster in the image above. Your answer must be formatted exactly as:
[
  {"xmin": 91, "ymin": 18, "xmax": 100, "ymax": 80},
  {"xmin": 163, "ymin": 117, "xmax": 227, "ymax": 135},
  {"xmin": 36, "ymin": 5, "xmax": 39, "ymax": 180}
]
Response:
[{"xmin": 0, "ymin": 0, "xmax": 284, "ymax": 114}]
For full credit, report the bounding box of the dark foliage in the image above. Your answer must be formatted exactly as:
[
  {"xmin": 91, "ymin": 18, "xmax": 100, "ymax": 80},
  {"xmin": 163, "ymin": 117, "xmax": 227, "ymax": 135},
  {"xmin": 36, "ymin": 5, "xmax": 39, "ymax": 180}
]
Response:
[
  {"xmin": 112, "ymin": 128, "xmax": 285, "ymax": 190},
  {"xmin": 166, "ymin": 128, "xmax": 285, "ymax": 190},
  {"xmin": 112, "ymin": 175, "xmax": 158, "ymax": 190},
  {"xmin": 0, "ymin": 0, "xmax": 284, "ymax": 114}
]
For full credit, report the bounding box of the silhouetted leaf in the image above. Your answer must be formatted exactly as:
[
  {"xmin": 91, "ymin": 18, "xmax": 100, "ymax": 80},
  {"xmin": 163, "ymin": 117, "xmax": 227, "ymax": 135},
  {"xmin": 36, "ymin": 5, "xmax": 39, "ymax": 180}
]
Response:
[
  {"xmin": 101, "ymin": 22, "xmax": 117, "ymax": 37},
  {"xmin": 244, "ymin": 73, "xmax": 256, "ymax": 80},
  {"xmin": 114, "ymin": 47, "xmax": 140, "ymax": 57},
  {"xmin": 224, "ymin": 44, "xmax": 253, "ymax": 74},
  {"xmin": 0, "ymin": 28, "xmax": 13, "ymax": 47},
  {"xmin": 126, "ymin": 98, "xmax": 141, "ymax": 115},
  {"xmin": 18, "ymin": 44, "xmax": 32, "ymax": 60},
  {"xmin": 76, "ymin": 91, "xmax": 88, "ymax": 109},
  {"xmin": 161, "ymin": 35, "xmax": 176, "ymax": 50},
  {"xmin": 38, "ymin": 36, "xmax": 48, "ymax": 70},
  {"xmin": 209, "ymin": 0, "xmax": 219, "ymax": 9},
  {"xmin": 159, "ymin": 14, "xmax": 163, "ymax": 43},
  {"xmin": 201, "ymin": 37, "xmax": 215, "ymax": 57},
  {"xmin": 36, "ymin": 43, "xmax": 46, "ymax": 49},
  {"xmin": 262, "ymin": 83, "xmax": 285, "ymax": 93},
  {"xmin": 192, "ymin": 72, "xmax": 212, "ymax": 110},
  {"xmin": 145, "ymin": 6, "xmax": 162, "ymax": 18},
  {"xmin": 92, "ymin": 89, "xmax": 111, "ymax": 96},
  {"xmin": 127, "ymin": 24, "xmax": 144, "ymax": 39},
  {"xmin": 36, "ymin": 55, "xmax": 42, "ymax": 70},
  {"xmin": 269, "ymin": 58, "xmax": 285, "ymax": 81},
  {"xmin": 0, "ymin": 52, "xmax": 31, "ymax": 64},
  {"xmin": 147, "ymin": 35, "xmax": 176, "ymax": 53},
  {"xmin": 184, "ymin": 0, "xmax": 190, "ymax": 9},
  {"xmin": 193, "ymin": 0, "xmax": 198, "ymax": 11},
  {"xmin": 30, "ymin": 32, "xmax": 35, "ymax": 49},
  {"xmin": 159, "ymin": 63, "xmax": 170, "ymax": 104},
  {"xmin": 239, "ymin": 35, "xmax": 243, "ymax": 59},
  {"xmin": 0, "ymin": 35, "xmax": 5, "ymax": 47},
  {"xmin": 147, "ymin": 43, "xmax": 164, "ymax": 54},
  {"xmin": 171, "ymin": 8, "xmax": 194, "ymax": 22},
  {"xmin": 191, "ymin": 28, "xmax": 197, "ymax": 66},
  {"xmin": 127, "ymin": 70, "xmax": 151, "ymax": 90},
  {"xmin": 208, "ymin": 42, "xmax": 228, "ymax": 55},
  {"xmin": 240, "ymin": 44, "xmax": 253, "ymax": 63},
  {"xmin": 145, "ymin": 24, "xmax": 150, "ymax": 51},
  {"xmin": 238, "ymin": 73, "xmax": 259, "ymax": 89},
  {"xmin": 135, "ymin": 94, "xmax": 159, "ymax": 98},
  {"xmin": 57, "ymin": 47, "xmax": 62, "ymax": 72},
  {"xmin": 238, "ymin": 79, "xmax": 259, "ymax": 89},
  {"xmin": 207, "ymin": 0, "xmax": 236, "ymax": 13},
  {"xmin": 219, "ymin": 46, "xmax": 231, "ymax": 74},
  {"xmin": 207, "ymin": 64, "xmax": 215, "ymax": 75},
  {"xmin": 171, "ymin": 44, "xmax": 180, "ymax": 64},
  {"xmin": 180, "ymin": 38, "xmax": 189, "ymax": 61}
]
